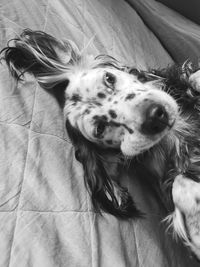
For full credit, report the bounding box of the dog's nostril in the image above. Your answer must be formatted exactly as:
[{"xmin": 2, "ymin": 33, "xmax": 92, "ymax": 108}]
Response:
[
  {"xmin": 150, "ymin": 105, "xmax": 167, "ymax": 120},
  {"xmin": 141, "ymin": 104, "xmax": 169, "ymax": 135}
]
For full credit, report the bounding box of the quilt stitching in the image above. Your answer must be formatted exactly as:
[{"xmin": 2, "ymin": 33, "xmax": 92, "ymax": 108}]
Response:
[
  {"xmin": 7, "ymin": 83, "xmax": 38, "ymax": 267},
  {"xmin": 132, "ymin": 224, "xmax": 141, "ymax": 267},
  {"xmin": 0, "ymin": 122, "xmax": 71, "ymax": 144}
]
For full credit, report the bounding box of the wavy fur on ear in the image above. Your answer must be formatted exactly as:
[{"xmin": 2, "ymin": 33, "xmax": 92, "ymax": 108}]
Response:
[
  {"xmin": 66, "ymin": 119, "xmax": 142, "ymax": 218},
  {"xmin": 0, "ymin": 29, "xmax": 80, "ymax": 89},
  {"xmin": 0, "ymin": 29, "xmax": 81, "ymax": 107}
]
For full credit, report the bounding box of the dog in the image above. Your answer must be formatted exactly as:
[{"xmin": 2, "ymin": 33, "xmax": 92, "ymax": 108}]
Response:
[{"xmin": 2, "ymin": 29, "xmax": 200, "ymax": 259}]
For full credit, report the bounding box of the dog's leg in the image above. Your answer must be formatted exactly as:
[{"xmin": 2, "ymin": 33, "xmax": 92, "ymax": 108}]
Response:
[
  {"xmin": 172, "ymin": 174, "xmax": 200, "ymax": 258},
  {"xmin": 189, "ymin": 70, "xmax": 200, "ymax": 92}
]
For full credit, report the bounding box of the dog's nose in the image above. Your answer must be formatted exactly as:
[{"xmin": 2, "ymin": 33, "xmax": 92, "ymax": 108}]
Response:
[{"xmin": 141, "ymin": 104, "xmax": 169, "ymax": 135}]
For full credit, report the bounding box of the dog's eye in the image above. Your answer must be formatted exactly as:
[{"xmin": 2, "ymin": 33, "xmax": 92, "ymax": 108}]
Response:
[
  {"xmin": 94, "ymin": 121, "xmax": 106, "ymax": 138},
  {"xmin": 104, "ymin": 72, "xmax": 116, "ymax": 92}
]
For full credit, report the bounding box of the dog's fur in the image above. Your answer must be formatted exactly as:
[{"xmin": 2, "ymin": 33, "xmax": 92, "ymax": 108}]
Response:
[{"xmin": 2, "ymin": 29, "xmax": 200, "ymax": 258}]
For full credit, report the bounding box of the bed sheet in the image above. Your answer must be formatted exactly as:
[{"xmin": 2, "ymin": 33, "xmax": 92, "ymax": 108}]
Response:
[
  {"xmin": 0, "ymin": 0, "xmax": 199, "ymax": 266},
  {"xmin": 126, "ymin": 0, "xmax": 200, "ymax": 65}
]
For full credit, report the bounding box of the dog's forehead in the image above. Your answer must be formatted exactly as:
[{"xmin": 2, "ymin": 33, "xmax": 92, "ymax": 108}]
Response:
[
  {"xmin": 67, "ymin": 67, "xmax": 136, "ymax": 95},
  {"xmin": 66, "ymin": 67, "xmax": 144, "ymax": 102}
]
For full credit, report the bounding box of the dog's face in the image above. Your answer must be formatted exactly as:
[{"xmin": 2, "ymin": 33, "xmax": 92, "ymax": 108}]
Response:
[{"xmin": 64, "ymin": 67, "xmax": 179, "ymax": 156}]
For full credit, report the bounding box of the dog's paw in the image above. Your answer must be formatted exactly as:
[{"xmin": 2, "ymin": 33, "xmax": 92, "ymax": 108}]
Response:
[
  {"xmin": 172, "ymin": 175, "xmax": 200, "ymax": 251},
  {"xmin": 172, "ymin": 174, "xmax": 200, "ymax": 213},
  {"xmin": 189, "ymin": 70, "xmax": 200, "ymax": 92}
]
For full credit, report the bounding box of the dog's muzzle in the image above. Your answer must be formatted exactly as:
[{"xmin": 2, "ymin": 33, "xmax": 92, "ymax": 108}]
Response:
[{"xmin": 140, "ymin": 103, "xmax": 170, "ymax": 135}]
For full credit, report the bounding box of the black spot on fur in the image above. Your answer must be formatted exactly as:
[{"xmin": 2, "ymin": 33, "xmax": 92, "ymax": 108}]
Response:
[
  {"xmin": 97, "ymin": 92, "xmax": 106, "ymax": 98},
  {"xmin": 129, "ymin": 129, "xmax": 134, "ymax": 134},
  {"xmin": 109, "ymin": 109, "xmax": 117, "ymax": 119},
  {"xmin": 83, "ymin": 109, "xmax": 91, "ymax": 115},
  {"xmin": 195, "ymin": 197, "xmax": 200, "ymax": 204},
  {"xmin": 94, "ymin": 102, "xmax": 102, "ymax": 106},
  {"xmin": 93, "ymin": 115, "xmax": 108, "ymax": 122},
  {"xmin": 128, "ymin": 68, "xmax": 140, "ymax": 76},
  {"xmin": 125, "ymin": 93, "xmax": 136, "ymax": 101},
  {"xmin": 71, "ymin": 94, "xmax": 82, "ymax": 102},
  {"xmin": 106, "ymin": 140, "xmax": 113, "ymax": 145}
]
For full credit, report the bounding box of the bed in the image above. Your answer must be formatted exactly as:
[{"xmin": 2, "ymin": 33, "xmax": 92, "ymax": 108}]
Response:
[{"xmin": 0, "ymin": 0, "xmax": 200, "ymax": 266}]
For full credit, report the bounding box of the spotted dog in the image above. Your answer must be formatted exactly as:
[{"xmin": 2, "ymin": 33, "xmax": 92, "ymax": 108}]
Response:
[{"xmin": 2, "ymin": 29, "xmax": 200, "ymax": 259}]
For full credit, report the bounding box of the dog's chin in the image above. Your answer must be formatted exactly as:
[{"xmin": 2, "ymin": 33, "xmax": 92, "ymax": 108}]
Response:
[{"xmin": 120, "ymin": 127, "xmax": 173, "ymax": 158}]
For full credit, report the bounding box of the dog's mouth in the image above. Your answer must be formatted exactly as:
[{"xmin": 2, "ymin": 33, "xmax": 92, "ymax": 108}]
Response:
[{"xmin": 120, "ymin": 108, "xmax": 177, "ymax": 157}]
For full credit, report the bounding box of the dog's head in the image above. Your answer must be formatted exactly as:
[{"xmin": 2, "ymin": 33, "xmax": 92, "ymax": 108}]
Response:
[
  {"xmin": 64, "ymin": 64, "xmax": 178, "ymax": 157},
  {"xmin": 1, "ymin": 29, "xmax": 180, "ymax": 218}
]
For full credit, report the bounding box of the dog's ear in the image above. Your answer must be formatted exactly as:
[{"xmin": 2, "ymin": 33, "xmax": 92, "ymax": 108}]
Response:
[
  {"xmin": 0, "ymin": 29, "xmax": 80, "ymax": 90},
  {"xmin": 66, "ymin": 120, "xmax": 142, "ymax": 219}
]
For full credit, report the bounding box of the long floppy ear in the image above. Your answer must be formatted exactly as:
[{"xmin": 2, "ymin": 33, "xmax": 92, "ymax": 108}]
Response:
[
  {"xmin": 66, "ymin": 120, "xmax": 142, "ymax": 219},
  {"xmin": 0, "ymin": 29, "xmax": 80, "ymax": 90},
  {"xmin": 1, "ymin": 29, "xmax": 81, "ymax": 107}
]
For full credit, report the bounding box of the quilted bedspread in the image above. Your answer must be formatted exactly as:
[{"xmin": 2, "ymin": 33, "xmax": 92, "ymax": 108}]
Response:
[{"xmin": 0, "ymin": 0, "xmax": 200, "ymax": 266}]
